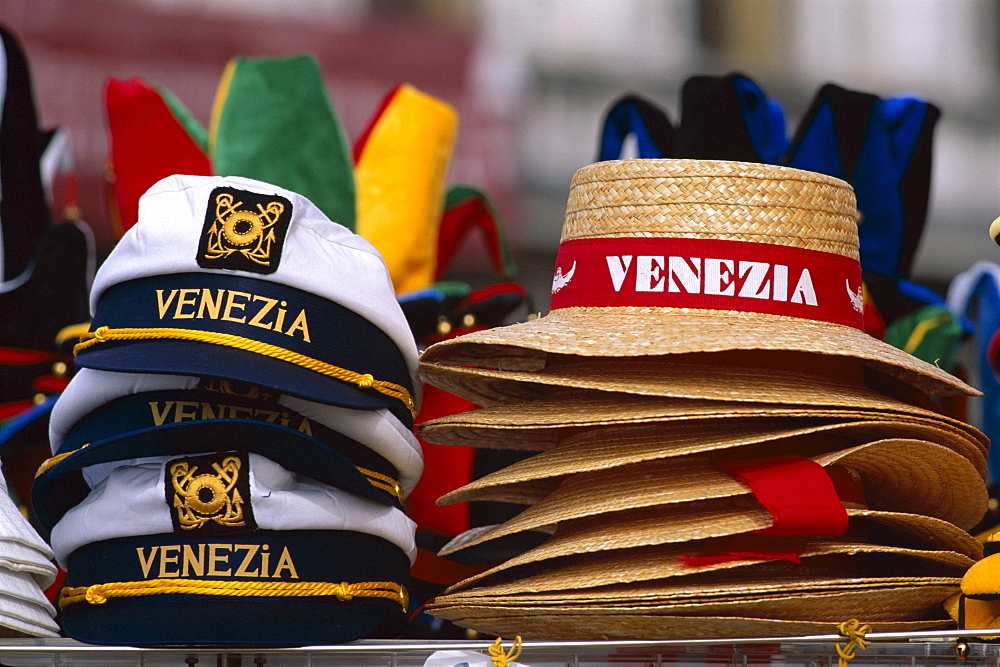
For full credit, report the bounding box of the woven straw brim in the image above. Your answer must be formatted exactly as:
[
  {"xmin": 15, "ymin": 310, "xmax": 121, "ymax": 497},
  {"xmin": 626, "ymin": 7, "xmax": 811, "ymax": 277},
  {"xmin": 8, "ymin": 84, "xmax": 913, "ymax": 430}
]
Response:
[
  {"xmin": 420, "ymin": 308, "xmax": 976, "ymax": 399},
  {"xmin": 437, "ymin": 495, "xmax": 985, "ymax": 563},
  {"xmin": 431, "ymin": 581, "xmax": 959, "ymax": 626},
  {"xmin": 439, "ymin": 442, "xmax": 985, "ymax": 553},
  {"xmin": 441, "ymin": 539, "xmax": 974, "ymax": 597},
  {"xmin": 426, "ymin": 612, "xmax": 951, "ymax": 641},
  {"xmin": 437, "ymin": 567, "xmax": 959, "ymax": 601},
  {"xmin": 418, "ymin": 356, "xmax": 940, "ymax": 409},
  {"xmin": 438, "ymin": 420, "xmax": 988, "ymax": 506},
  {"xmin": 417, "ymin": 391, "xmax": 988, "ymax": 459}
]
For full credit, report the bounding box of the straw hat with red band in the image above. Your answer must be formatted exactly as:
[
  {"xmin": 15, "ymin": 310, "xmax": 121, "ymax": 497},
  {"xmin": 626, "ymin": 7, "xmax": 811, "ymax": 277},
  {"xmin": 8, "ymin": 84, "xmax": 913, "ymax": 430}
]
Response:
[
  {"xmin": 435, "ymin": 440, "xmax": 986, "ymax": 558},
  {"xmin": 416, "ymin": 390, "xmax": 988, "ymax": 467},
  {"xmin": 420, "ymin": 159, "xmax": 977, "ymax": 399},
  {"xmin": 439, "ymin": 428, "xmax": 988, "ymax": 529}
]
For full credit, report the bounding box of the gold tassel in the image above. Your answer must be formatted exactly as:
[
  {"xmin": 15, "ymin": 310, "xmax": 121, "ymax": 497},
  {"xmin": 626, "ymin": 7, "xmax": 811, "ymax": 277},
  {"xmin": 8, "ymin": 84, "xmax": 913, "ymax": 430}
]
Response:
[
  {"xmin": 488, "ymin": 636, "xmax": 523, "ymax": 667},
  {"xmin": 836, "ymin": 618, "xmax": 872, "ymax": 667}
]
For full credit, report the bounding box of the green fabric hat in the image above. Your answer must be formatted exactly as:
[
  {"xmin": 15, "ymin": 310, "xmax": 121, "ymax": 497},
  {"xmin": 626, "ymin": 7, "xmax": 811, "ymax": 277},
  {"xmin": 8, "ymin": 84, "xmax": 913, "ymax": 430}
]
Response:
[{"xmin": 209, "ymin": 53, "xmax": 355, "ymax": 230}]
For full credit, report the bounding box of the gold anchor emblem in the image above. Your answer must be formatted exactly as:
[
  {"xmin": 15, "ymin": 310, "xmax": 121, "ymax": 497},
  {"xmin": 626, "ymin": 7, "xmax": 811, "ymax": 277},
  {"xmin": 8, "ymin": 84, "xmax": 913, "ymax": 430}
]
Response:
[
  {"xmin": 203, "ymin": 192, "xmax": 285, "ymax": 267},
  {"xmin": 169, "ymin": 455, "xmax": 247, "ymax": 530}
]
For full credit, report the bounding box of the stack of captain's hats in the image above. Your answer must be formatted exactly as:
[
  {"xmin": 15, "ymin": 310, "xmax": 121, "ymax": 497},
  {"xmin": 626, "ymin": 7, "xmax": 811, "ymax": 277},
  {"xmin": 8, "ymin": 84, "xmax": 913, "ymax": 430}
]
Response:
[
  {"xmin": 418, "ymin": 159, "xmax": 990, "ymax": 640},
  {"xmin": 0, "ymin": 469, "xmax": 59, "ymax": 638},
  {"xmin": 31, "ymin": 174, "xmax": 424, "ymax": 646}
]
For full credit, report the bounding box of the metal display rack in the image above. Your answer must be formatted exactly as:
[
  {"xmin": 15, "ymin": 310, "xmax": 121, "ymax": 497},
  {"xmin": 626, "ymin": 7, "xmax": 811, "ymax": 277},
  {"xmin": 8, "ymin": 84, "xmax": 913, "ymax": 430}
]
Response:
[{"xmin": 2, "ymin": 630, "xmax": 1000, "ymax": 667}]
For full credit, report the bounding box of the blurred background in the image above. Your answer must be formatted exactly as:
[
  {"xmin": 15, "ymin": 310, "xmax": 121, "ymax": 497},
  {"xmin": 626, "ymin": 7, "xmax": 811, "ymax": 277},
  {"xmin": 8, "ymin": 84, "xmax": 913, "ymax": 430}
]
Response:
[{"xmin": 2, "ymin": 0, "xmax": 999, "ymax": 306}]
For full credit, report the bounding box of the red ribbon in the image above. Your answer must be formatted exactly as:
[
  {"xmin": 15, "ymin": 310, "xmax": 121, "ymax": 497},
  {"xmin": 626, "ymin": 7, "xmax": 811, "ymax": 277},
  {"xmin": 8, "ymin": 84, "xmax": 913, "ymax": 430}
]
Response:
[
  {"xmin": 549, "ymin": 237, "xmax": 864, "ymax": 329},
  {"xmin": 680, "ymin": 534, "xmax": 808, "ymax": 567},
  {"xmin": 716, "ymin": 456, "xmax": 851, "ymax": 536},
  {"xmin": 681, "ymin": 456, "xmax": 853, "ymax": 567}
]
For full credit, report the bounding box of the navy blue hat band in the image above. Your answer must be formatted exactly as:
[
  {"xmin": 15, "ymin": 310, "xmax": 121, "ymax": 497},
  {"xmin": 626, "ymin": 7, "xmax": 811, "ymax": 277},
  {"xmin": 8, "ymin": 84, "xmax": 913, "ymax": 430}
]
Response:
[
  {"xmin": 74, "ymin": 273, "xmax": 416, "ymax": 421},
  {"xmin": 59, "ymin": 530, "xmax": 410, "ymax": 646}
]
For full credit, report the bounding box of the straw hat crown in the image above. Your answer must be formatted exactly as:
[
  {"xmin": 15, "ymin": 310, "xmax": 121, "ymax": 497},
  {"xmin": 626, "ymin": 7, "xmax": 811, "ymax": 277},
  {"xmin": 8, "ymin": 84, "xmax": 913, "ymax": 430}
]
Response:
[{"xmin": 561, "ymin": 159, "xmax": 860, "ymax": 261}]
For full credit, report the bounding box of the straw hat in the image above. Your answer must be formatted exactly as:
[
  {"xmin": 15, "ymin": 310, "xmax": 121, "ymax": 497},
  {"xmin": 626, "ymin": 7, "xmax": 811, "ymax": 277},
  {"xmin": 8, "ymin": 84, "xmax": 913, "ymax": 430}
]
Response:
[
  {"xmin": 437, "ymin": 439, "xmax": 985, "ymax": 557},
  {"xmin": 430, "ymin": 572, "xmax": 961, "ymax": 640},
  {"xmin": 432, "ymin": 578, "xmax": 960, "ymax": 623},
  {"xmin": 420, "ymin": 159, "xmax": 976, "ymax": 399},
  {"xmin": 438, "ymin": 422, "xmax": 988, "ymax": 507},
  {"xmin": 440, "ymin": 500, "xmax": 985, "ymax": 593},
  {"xmin": 419, "ymin": 354, "xmax": 945, "ymax": 409},
  {"xmin": 416, "ymin": 390, "xmax": 988, "ymax": 462},
  {"xmin": 440, "ymin": 538, "xmax": 974, "ymax": 597}
]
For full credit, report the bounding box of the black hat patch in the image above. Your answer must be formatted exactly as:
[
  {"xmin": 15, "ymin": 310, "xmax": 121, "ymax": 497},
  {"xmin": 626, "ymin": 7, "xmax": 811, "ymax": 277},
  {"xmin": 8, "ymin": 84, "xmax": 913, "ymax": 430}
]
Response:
[
  {"xmin": 165, "ymin": 451, "xmax": 257, "ymax": 535},
  {"xmin": 198, "ymin": 187, "xmax": 292, "ymax": 274}
]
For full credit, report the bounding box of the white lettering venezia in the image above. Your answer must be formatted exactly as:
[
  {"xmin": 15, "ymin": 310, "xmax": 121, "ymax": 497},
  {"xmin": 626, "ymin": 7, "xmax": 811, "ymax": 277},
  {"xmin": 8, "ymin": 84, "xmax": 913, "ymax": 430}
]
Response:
[{"xmin": 606, "ymin": 254, "xmax": 818, "ymax": 306}]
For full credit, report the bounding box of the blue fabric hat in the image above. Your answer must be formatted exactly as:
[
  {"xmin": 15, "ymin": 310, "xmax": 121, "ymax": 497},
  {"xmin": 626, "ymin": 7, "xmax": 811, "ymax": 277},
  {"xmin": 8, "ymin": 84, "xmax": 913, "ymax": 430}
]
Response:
[{"xmin": 73, "ymin": 175, "xmax": 421, "ymax": 426}]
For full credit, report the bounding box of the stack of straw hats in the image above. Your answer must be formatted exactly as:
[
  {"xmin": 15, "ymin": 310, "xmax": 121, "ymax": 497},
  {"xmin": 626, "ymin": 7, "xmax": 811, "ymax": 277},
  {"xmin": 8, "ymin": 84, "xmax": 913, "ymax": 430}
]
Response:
[
  {"xmin": 30, "ymin": 174, "xmax": 424, "ymax": 646},
  {"xmin": 418, "ymin": 159, "xmax": 989, "ymax": 640},
  {"xmin": 0, "ymin": 471, "xmax": 59, "ymax": 638}
]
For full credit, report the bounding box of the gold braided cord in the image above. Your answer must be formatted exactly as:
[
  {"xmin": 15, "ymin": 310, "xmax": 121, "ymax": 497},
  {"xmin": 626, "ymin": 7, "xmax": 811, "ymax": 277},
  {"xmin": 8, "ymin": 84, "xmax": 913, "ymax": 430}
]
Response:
[
  {"xmin": 836, "ymin": 618, "xmax": 872, "ymax": 667},
  {"xmin": 35, "ymin": 444, "xmax": 90, "ymax": 478},
  {"xmin": 489, "ymin": 636, "xmax": 523, "ymax": 667},
  {"xmin": 359, "ymin": 466, "xmax": 404, "ymax": 502},
  {"xmin": 74, "ymin": 326, "xmax": 415, "ymax": 417},
  {"xmin": 60, "ymin": 578, "xmax": 408, "ymax": 610}
]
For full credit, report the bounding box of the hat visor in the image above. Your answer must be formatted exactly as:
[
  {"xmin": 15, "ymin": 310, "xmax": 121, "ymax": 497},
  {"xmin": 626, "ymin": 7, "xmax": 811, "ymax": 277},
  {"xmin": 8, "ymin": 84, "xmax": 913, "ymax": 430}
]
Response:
[
  {"xmin": 439, "ymin": 420, "xmax": 988, "ymax": 508},
  {"xmin": 417, "ymin": 391, "xmax": 988, "ymax": 459},
  {"xmin": 74, "ymin": 339, "xmax": 414, "ymax": 426},
  {"xmin": 32, "ymin": 418, "xmax": 402, "ymax": 531},
  {"xmin": 420, "ymin": 307, "xmax": 978, "ymax": 398}
]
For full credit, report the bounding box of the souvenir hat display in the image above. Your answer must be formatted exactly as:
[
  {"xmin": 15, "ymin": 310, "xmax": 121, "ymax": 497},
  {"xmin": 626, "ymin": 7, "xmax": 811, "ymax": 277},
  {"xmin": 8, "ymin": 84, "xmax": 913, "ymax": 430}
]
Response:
[
  {"xmin": 99, "ymin": 57, "xmax": 531, "ymax": 637},
  {"xmin": 0, "ymin": 469, "xmax": 59, "ymax": 638},
  {"xmin": 418, "ymin": 158, "xmax": 990, "ymax": 639},
  {"xmin": 30, "ymin": 173, "xmax": 425, "ymax": 645},
  {"xmin": 48, "ymin": 451, "xmax": 416, "ymax": 646}
]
